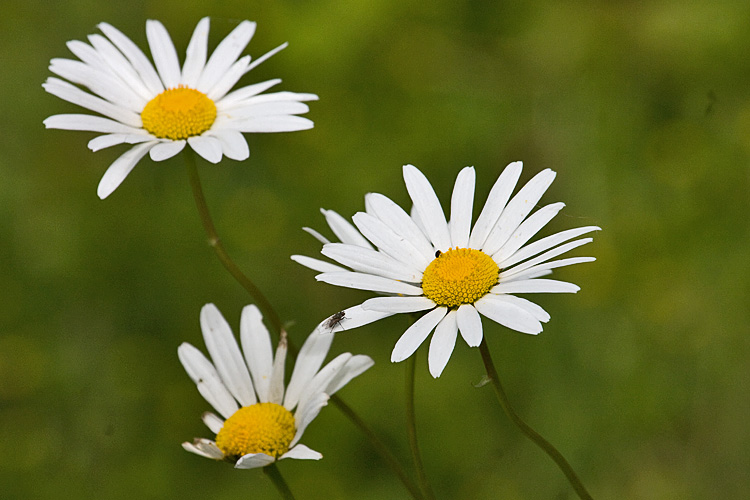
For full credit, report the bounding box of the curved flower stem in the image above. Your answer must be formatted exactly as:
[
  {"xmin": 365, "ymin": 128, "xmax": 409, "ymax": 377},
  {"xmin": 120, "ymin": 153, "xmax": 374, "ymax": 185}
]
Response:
[
  {"xmin": 263, "ymin": 463, "xmax": 296, "ymax": 500},
  {"xmin": 405, "ymin": 356, "xmax": 436, "ymax": 500},
  {"xmin": 183, "ymin": 150, "xmax": 420, "ymax": 499},
  {"xmin": 478, "ymin": 338, "xmax": 593, "ymax": 500},
  {"xmin": 330, "ymin": 395, "xmax": 424, "ymax": 500},
  {"xmin": 183, "ymin": 150, "xmax": 284, "ymax": 335}
]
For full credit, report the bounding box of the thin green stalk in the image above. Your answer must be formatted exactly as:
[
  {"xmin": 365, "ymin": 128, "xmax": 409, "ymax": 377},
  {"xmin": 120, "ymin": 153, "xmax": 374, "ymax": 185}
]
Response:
[
  {"xmin": 478, "ymin": 338, "xmax": 593, "ymax": 500},
  {"xmin": 263, "ymin": 463, "xmax": 296, "ymax": 500},
  {"xmin": 183, "ymin": 150, "xmax": 421, "ymax": 499},
  {"xmin": 405, "ymin": 356, "xmax": 436, "ymax": 500}
]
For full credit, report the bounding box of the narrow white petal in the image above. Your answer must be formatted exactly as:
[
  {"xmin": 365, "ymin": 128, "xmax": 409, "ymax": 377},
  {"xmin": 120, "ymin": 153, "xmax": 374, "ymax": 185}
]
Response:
[
  {"xmin": 364, "ymin": 192, "xmax": 434, "ymax": 261},
  {"xmin": 235, "ymin": 453, "xmax": 276, "ymax": 469},
  {"xmin": 49, "ymin": 58, "xmax": 143, "ymax": 112},
  {"xmin": 290, "ymin": 254, "xmax": 346, "ymax": 273},
  {"xmin": 98, "ymin": 142, "xmax": 155, "ymax": 199},
  {"xmin": 228, "ymin": 90, "xmax": 319, "ymax": 106},
  {"xmin": 291, "ymin": 392, "xmax": 328, "ymax": 447},
  {"xmin": 268, "ymin": 335, "xmax": 287, "ymax": 405},
  {"xmin": 456, "ymin": 304, "xmax": 483, "ymax": 347},
  {"xmin": 284, "ymin": 330, "xmax": 334, "ymax": 411},
  {"xmin": 315, "ymin": 305, "xmax": 395, "ymax": 334},
  {"xmin": 482, "ymin": 169, "xmax": 557, "ymax": 256},
  {"xmin": 43, "ymin": 77, "xmax": 142, "ymax": 127},
  {"xmin": 177, "ymin": 343, "xmax": 238, "ymax": 419},
  {"xmin": 218, "ymin": 79, "xmax": 282, "ymax": 107},
  {"xmin": 233, "ymin": 115, "xmax": 314, "ymax": 133},
  {"xmin": 200, "ymin": 304, "xmax": 256, "ymax": 407},
  {"xmin": 325, "ymin": 355, "xmax": 374, "ymax": 395},
  {"xmin": 87, "ymin": 34, "xmax": 152, "ymax": 102},
  {"xmin": 498, "ymin": 226, "xmax": 600, "ymax": 269},
  {"xmin": 183, "ymin": 439, "xmax": 224, "ymax": 460},
  {"xmin": 449, "ymin": 167, "xmax": 475, "ymax": 249},
  {"xmin": 321, "ymin": 209, "xmax": 372, "ymax": 248},
  {"xmin": 281, "ymin": 444, "xmax": 322, "ymax": 461},
  {"xmin": 245, "ymin": 42, "xmax": 287, "ymax": 73},
  {"xmin": 88, "ymin": 133, "xmax": 152, "ymax": 152},
  {"xmin": 316, "ymin": 271, "xmax": 423, "ymax": 296},
  {"xmin": 322, "ymin": 243, "xmax": 423, "ymax": 282},
  {"xmin": 428, "ymin": 311, "xmax": 458, "ymax": 378},
  {"xmin": 469, "ymin": 161, "xmax": 523, "ymax": 249},
  {"xmin": 474, "ymin": 295, "xmax": 542, "ymax": 335},
  {"xmin": 239, "ymin": 305, "xmax": 274, "ymax": 403},
  {"xmin": 188, "ymin": 135, "xmax": 223, "ymax": 163},
  {"xmin": 302, "ymin": 226, "xmax": 330, "ymax": 245},
  {"xmin": 197, "ymin": 21, "xmax": 256, "ymax": 92},
  {"xmin": 201, "ymin": 412, "xmax": 224, "ymax": 435},
  {"xmin": 361, "ymin": 296, "xmax": 436, "ymax": 313},
  {"xmin": 146, "ymin": 20, "xmax": 181, "ymax": 88},
  {"xmin": 297, "ymin": 354, "xmax": 351, "ymax": 412},
  {"xmin": 491, "ymin": 279, "xmax": 580, "ymax": 294},
  {"xmin": 222, "ymin": 100, "xmax": 310, "ymax": 120},
  {"xmin": 207, "ymin": 55, "xmax": 251, "ymax": 101},
  {"xmin": 492, "ymin": 202, "xmax": 565, "ymax": 264},
  {"xmin": 352, "ymin": 212, "xmax": 431, "ymax": 271},
  {"xmin": 208, "ymin": 129, "xmax": 249, "ymax": 161},
  {"xmin": 181, "ymin": 17, "xmax": 209, "ymax": 87},
  {"xmin": 391, "ymin": 307, "xmax": 447, "ymax": 363},
  {"xmin": 149, "ymin": 140, "xmax": 185, "ymax": 161},
  {"xmin": 493, "ymin": 295, "xmax": 551, "ymax": 322},
  {"xmin": 44, "ymin": 114, "xmax": 141, "ymax": 134},
  {"xmin": 402, "ymin": 165, "xmax": 452, "ymax": 251},
  {"xmin": 98, "ymin": 22, "xmax": 164, "ymax": 95},
  {"xmin": 501, "ymin": 256, "xmax": 596, "ymax": 282}
]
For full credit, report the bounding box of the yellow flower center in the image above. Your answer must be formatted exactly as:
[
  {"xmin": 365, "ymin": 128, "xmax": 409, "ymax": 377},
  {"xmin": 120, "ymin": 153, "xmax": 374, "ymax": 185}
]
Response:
[
  {"xmin": 421, "ymin": 248, "xmax": 500, "ymax": 308},
  {"xmin": 215, "ymin": 403, "xmax": 296, "ymax": 460},
  {"xmin": 140, "ymin": 86, "xmax": 217, "ymax": 140}
]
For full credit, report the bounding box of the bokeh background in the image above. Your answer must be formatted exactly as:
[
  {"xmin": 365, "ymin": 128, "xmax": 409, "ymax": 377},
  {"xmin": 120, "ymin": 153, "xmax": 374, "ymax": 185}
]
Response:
[{"xmin": 2, "ymin": 0, "xmax": 749, "ymax": 498}]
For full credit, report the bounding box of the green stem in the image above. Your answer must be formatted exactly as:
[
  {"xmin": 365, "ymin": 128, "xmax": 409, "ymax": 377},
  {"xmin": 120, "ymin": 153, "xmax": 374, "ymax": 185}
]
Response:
[
  {"xmin": 405, "ymin": 356, "xmax": 435, "ymax": 500},
  {"xmin": 330, "ymin": 395, "xmax": 424, "ymax": 500},
  {"xmin": 183, "ymin": 150, "xmax": 284, "ymax": 336},
  {"xmin": 478, "ymin": 338, "xmax": 593, "ymax": 500},
  {"xmin": 263, "ymin": 463, "xmax": 296, "ymax": 500},
  {"xmin": 183, "ymin": 150, "xmax": 420, "ymax": 499}
]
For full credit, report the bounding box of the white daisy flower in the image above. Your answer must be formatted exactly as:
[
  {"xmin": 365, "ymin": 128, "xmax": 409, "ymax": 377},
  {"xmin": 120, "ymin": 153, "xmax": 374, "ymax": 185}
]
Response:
[
  {"xmin": 179, "ymin": 303, "xmax": 373, "ymax": 468},
  {"xmin": 43, "ymin": 17, "xmax": 318, "ymax": 199},
  {"xmin": 292, "ymin": 162, "xmax": 599, "ymax": 378}
]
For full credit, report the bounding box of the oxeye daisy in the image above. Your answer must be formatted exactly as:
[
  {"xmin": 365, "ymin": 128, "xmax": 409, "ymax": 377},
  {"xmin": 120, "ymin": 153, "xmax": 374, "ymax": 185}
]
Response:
[
  {"xmin": 43, "ymin": 17, "xmax": 318, "ymax": 199},
  {"xmin": 292, "ymin": 162, "xmax": 599, "ymax": 378},
  {"xmin": 179, "ymin": 303, "xmax": 373, "ymax": 468}
]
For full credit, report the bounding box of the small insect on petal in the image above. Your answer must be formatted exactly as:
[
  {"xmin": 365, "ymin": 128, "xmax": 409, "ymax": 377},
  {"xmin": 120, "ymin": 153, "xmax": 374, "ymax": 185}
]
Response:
[{"xmin": 324, "ymin": 311, "xmax": 346, "ymax": 331}]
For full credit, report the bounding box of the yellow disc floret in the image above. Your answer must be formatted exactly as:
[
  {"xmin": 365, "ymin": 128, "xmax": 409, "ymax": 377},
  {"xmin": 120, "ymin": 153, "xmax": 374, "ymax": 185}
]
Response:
[
  {"xmin": 141, "ymin": 86, "xmax": 217, "ymax": 140},
  {"xmin": 421, "ymin": 248, "xmax": 500, "ymax": 308},
  {"xmin": 216, "ymin": 403, "xmax": 296, "ymax": 460}
]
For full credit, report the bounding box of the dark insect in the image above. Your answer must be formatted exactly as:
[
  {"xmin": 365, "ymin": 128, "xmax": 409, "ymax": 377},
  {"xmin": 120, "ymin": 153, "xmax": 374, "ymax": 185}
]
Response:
[
  {"xmin": 435, "ymin": 250, "xmax": 442, "ymax": 258},
  {"xmin": 324, "ymin": 310, "xmax": 346, "ymax": 331}
]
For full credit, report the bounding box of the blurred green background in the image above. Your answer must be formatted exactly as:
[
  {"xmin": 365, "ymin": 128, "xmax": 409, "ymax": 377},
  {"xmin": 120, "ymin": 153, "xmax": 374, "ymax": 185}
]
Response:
[{"xmin": 2, "ymin": 0, "xmax": 749, "ymax": 498}]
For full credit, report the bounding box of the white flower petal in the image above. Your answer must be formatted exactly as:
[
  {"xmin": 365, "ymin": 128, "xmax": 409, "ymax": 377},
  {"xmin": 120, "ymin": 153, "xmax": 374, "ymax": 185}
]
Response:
[
  {"xmin": 491, "ymin": 279, "xmax": 580, "ymax": 294},
  {"xmin": 297, "ymin": 353, "xmax": 351, "ymax": 410},
  {"xmin": 456, "ymin": 304, "xmax": 483, "ymax": 347},
  {"xmin": 291, "ymin": 391, "xmax": 329, "ymax": 447},
  {"xmin": 315, "ymin": 305, "xmax": 395, "ymax": 334},
  {"xmin": 364, "ymin": 192, "xmax": 434, "ymax": 261},
  {"xmin": 200, "ymin": 304, "xmax": 256, "ymax": 407},
  {"xmin": 48, "ymin": 58, "xmax": 143, "ymax": 112},
  {"xmin": 316, "ymin": 271, "xmax": 423, "ymax": 296},
  {"xmin": 44, "ymin": 114, "xmax": 141, "ymax": 134},
  {"xmin": 43, "ymin": 77, "xmax": 142, "ymax": 127},
  {"xmin": 493, "ymin": 295, "xmax": 550, "ymax": 323},
  {"xmin": 235, "ymin": 453, "xmax": 276, "ymax": 469},
  {"xmin": 482, "ymin": 169, "xmax": 557, "ymax": 256},
  {"xmin": 239, "ymin": 305, "xmax": 273, "ymax": 403},
  {"xmin": 321, "ymin": 242, "xmax": 423, "ymax": 282},
  {"xmin": 197, "ymin": 20, "xmax": 256, "ymax": 92},
  {"xmin": 449, "ymin": 166, "xmax": 475, "ymax": 249},
  {"xmin": 492, "ymin": 202, "xmax": 565, "ymax": 264},
  {"xmin": 97, "ymin": 142, "xmax": 155, "ymax": 199},
  {"xmin": 183, "ymin": 438, "xmax": 224, "ymax": 460},
  {"xmin": 201, "ymin": 412, "xmax": 224, "ymax": 435},
  {"xmin": 498, "ymin": 227, "xmax": 600, "ymax": 269},
  {"xmin": 502, "ymin": 256, "xmax": 596, "ymax": 283},
  {"xmin": 391, "ymin": 307, "xmax": 447, "ymax": 363},
  {"xmin": 86, "ymin": 35, "xmax": 152, "ymax": 102},
  {"xmin": 149, "ymin": 140, "xmax": 185, "ymax": 161},
  {"xmin": 188, "ymin": 135, "xmax": 223, "ymax": 163},
  {"xmin": 325, "ymin": 355, "xmax": 374, "ymax": 396},
  {"xmin": 474, "ymin": 295, "xmax": 542, "ymax": 335},
  {"xmin": 352, "ymin": 212, "xmax": 431, "ymax": 271},
  {"xmin": 208, "ymin": 129, "xmax": 249, "ymax": 161},
  {"xmin": 217, "ymin": 79, "xmax": 282, "ymax": 108},
  {"xmin": 280, "ymin": 444, "xmax": 322, "ymax": 461},
  {"xmin": 402, "ymin": 164, "xmax": 452, "ymax": 251},
  {"xmin": 245, "ymin": 42, "xmax": 287, "ymax": 73},
  {"xmin": 428, "ymin": 311, "xmax": 458, "ymax": 378},
  {"xmin": 290, "ymin": 254, "xmax": 346, "ymax": 273},
  {"xmin": 207, "ymin": 55, "xmax": 251, "ymax": 101},
  {"xmin": 268, "ymin": 335, "xmax": 287, "ymax": 405},
  {"xmin": 177, "ymin": 342, "xmax": 238, "ymax": 419},
  {"xmin": 320, "ymin": 209, "xmax": 372, "ymax": 248},
  {"xmin": 232, "ymin": 115, "xmax": 315, "ymax": 133},
  {"xmin": 146, "ymin": 20, "xmax": 181, "ymax": 88},
  {"xmin": 87, "ymin": 133, "xmax": 152, "ymax": 152},
  {"xmin": 98, "ymin": 22, "xmax": 164, "ymax": 95},
  {"xmin": 469, "ymin": 161, "xmax": 523, "ymax": 249},
  {"xmin": 284, "ymin": 330, "xmax": 334, "ymax": 411},
  {"xmin": 302, "ymin": 226, "xmax": 330, "ymax": 245},
  {"xmin": 361, "ymin": 296, "xmax": 436, "ymax": 314},
  {"xmin": 181, "ymin": 17, "xmax": 209, "ymax": 87}
]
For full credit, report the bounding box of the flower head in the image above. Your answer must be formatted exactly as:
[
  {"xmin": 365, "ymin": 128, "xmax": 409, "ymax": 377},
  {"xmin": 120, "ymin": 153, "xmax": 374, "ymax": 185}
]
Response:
[
  {"xmin": 44, "ymin": 18, "xmax": 318, "ymax": 199},
  {"xmin": 179, "ymin": 304, "xmax": 373, "ymax": 468},
  {"xmin": 292, "ymin": 162, "xmax": 599, "ymax": 378}
]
